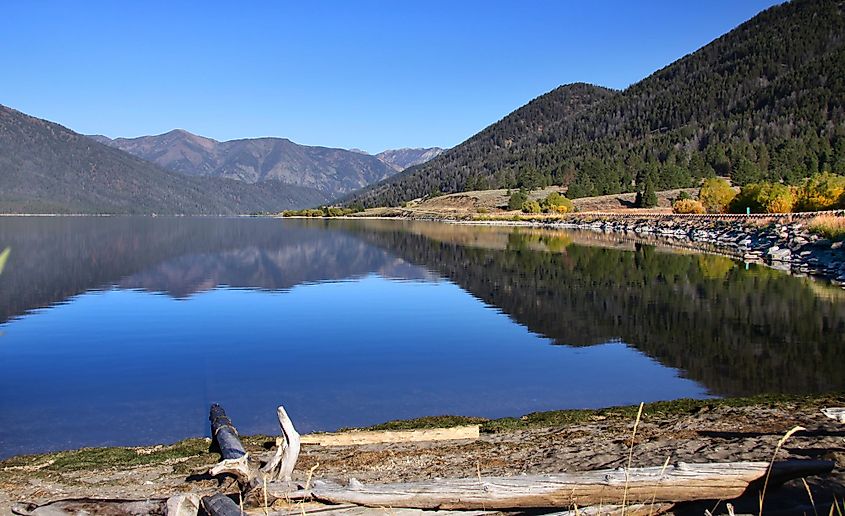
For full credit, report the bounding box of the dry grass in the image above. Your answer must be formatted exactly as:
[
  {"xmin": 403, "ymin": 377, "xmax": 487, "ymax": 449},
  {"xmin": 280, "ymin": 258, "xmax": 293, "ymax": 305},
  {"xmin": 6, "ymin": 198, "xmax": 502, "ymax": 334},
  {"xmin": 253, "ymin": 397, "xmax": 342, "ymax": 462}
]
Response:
[{"xmin": 808, "ymin": 214, "xmax": 845, "ymax": 241}]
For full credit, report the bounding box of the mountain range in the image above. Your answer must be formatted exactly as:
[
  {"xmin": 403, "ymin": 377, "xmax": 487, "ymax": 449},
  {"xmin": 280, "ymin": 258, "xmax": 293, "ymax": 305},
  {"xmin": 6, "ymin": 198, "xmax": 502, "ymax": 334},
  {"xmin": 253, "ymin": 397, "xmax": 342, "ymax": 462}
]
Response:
[
  {"xmin": 346, "ymin": 0, "xmax": 845, "ymax": 207},
  {"xmin": 0, "ymin": 105, "xmax": 331, "ymax": 214},
  {"xmin": 0, "ymin": 109, "xmax": 444, "ymax": 214},
  {"xmin": 90, "ymin": 131, "xmax": 433, "ymax": 199},
  {"xmin": 4, "ymin": 0, "xmax": 843, "ymax": 214}
]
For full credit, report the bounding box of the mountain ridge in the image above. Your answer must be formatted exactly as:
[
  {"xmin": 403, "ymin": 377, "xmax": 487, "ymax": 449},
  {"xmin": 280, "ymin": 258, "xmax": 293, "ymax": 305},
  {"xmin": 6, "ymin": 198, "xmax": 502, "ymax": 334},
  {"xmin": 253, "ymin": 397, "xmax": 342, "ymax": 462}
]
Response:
[
  {"xmin": 375, "ymin": 147, "xmax": 445, "ymax": 171},
  {"xmin": 92, "ymin": 130, "xmax": 405, "ymax": 200},
  {"xmin": 0, "ymin": 105, "xmax": 329, "ymax": 214},
  {"xmin": 346, "ymin": 0, "xmax": 845, "ymax": 208}
]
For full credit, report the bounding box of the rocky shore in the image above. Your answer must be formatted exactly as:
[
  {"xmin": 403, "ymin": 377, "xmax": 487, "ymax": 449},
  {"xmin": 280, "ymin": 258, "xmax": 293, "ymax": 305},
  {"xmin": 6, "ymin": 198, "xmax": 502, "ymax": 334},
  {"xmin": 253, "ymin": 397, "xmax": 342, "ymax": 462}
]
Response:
[
  {"xmin": 497, "ymin": 211, "xmax": 845, "ymax": 287},
  {"xmin": 3, "ymin": 395, "xmax": 844, "ymax": 514}
]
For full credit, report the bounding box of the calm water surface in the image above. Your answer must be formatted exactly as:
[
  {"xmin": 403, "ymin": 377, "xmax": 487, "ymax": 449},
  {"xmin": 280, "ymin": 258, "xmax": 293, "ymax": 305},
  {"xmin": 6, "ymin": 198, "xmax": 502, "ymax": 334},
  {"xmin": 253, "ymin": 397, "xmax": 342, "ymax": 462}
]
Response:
[{"xmin": 0, "ymin": 217, "xmax": 843, "ymax": 458}]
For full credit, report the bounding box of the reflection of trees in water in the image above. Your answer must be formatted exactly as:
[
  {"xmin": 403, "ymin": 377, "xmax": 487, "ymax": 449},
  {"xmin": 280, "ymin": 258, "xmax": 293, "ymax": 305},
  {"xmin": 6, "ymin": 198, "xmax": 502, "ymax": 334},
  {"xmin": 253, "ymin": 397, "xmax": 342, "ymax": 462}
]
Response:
[
  {"xmin": 2, "ymin": 217, "xmax": 843, "ymax": 397},
  {"xmin": 0, "ymin": 218, "xmax": 429, "ymax": 322},
  {"xmin": 349, "ymin": 224, "xmax": 845, "ymax": 397}
]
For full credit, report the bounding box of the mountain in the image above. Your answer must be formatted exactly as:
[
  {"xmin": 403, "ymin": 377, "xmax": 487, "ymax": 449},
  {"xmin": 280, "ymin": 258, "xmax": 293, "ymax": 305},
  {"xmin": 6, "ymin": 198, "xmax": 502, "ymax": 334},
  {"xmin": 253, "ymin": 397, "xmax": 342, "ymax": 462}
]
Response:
[
  {"xmin": 91, "ymin": 130, "xmax": 399, "ymax": 199},
  {"xmin": 375, "ymin": 147, "xmax": 445, "ymax": 171},
  {"xmin": 346, "ymin": 0, "xmax": 845, "ymax": 207},
  {"xmin": 0, "ymin": 105, "xmax": 329, "ymax": 214}
]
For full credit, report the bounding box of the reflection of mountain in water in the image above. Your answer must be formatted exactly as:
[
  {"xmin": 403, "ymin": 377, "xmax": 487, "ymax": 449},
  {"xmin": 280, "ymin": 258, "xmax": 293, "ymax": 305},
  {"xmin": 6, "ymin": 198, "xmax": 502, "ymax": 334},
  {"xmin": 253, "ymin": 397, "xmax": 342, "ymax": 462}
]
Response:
[
  {"xmin": 340, "ymin": 220, "xmax": 845, "ymax": 397},
  {"xmin": 2, "ymin": 217, "xmax": 843, "ymax": 398},
  {"xmin": 0, "ymin": 217, "xmax": 433, "ymax": 322}
]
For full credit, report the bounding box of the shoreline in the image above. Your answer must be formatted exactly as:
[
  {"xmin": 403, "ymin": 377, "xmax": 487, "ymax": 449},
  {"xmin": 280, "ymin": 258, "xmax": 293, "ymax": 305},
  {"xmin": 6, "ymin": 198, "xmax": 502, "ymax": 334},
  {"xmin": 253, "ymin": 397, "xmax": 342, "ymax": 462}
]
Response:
[
  {"xmin": 2, "ymin": 393, "xmax": 843, "ymax": 510},
  {"xmin": 1, "ymin": 393, "xmax": 837, "ymax": 464},
  {"xmin": 325, "ymin": 210, "xmax": 845, "ymax": 287}
]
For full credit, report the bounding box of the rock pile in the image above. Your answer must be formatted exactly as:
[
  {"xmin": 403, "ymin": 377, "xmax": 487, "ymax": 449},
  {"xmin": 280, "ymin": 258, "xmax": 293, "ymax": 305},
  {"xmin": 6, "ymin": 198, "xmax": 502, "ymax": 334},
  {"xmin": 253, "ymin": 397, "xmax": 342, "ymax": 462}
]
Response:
[{"xmin": 555, "ymin": 215, "xmax": 845, "ymax": 287}]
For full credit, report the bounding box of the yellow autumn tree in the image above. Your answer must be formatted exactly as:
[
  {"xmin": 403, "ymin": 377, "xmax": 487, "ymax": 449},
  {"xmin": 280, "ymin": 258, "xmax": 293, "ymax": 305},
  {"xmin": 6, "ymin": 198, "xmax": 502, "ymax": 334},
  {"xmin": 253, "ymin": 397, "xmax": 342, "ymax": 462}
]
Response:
[{"xmin": 698, "ymin": 178, "xmax": 736, "ymax": 213}]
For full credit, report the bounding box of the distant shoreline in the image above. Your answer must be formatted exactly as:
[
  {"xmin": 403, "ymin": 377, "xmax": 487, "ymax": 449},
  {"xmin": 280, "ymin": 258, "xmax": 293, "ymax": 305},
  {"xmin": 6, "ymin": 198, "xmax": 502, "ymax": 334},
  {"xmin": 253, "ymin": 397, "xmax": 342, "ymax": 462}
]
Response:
[{"xmin": 284, "ymin": 209, "xmax": 845, "ymax": 287}]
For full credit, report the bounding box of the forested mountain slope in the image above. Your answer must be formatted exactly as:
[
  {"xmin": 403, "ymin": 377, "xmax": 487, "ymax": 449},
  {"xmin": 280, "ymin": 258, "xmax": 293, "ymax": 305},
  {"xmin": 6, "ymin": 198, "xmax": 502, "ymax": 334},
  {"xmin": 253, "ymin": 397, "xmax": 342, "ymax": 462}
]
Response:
[
  {"xmin": 347, "ymin": 0, "xmax": 845, "ymax": 207},
  {"xmin": 0, "ymin": 105, "xmax": 328, "ymax": 214}
]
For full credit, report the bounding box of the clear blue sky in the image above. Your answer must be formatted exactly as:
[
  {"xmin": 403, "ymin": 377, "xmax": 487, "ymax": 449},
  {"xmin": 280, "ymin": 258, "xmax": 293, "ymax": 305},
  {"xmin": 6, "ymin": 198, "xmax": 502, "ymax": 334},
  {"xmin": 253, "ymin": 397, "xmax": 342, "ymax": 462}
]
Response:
[{"xmin": 1, "ymin": 1, "xmax": 781, "ymax": 152}]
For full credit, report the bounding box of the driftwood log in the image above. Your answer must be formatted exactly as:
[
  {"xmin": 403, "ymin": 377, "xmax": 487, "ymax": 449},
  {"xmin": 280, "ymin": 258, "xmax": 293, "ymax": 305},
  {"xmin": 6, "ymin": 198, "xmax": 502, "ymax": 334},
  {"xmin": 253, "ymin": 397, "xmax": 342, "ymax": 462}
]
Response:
[
  {"xmin": 202, "ymin": 493, "xmax": 242, "ymax": 516},
  {"xmin": 209, "ymin": 403, "xmax": 252, "ymax": 482},
  {"xmin": 208, "ymin": 403, "xmax": 301, "ymax": 486},
  {"xmin": 270, "ymin": 460, "xmax": 833, "ymax": 510},
  {"xmin": 260, "ymin": 405, "xmax": 301, "ymax": 481},
  {"xmin": 300, "ymin": 424, "xmax": 480, "ymax": 446},
  {"xmin": 821, "ymin": 407, "xmax": 845, "ymax": 423}
]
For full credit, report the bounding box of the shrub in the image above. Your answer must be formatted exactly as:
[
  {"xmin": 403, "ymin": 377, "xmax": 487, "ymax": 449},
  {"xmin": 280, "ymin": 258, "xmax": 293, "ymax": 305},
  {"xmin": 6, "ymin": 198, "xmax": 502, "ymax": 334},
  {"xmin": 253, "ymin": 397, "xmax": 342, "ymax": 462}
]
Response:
[
  {"xmin": 508, "ymin": 189, "xmax": 529, "ymax": 210},
  {"xmin": 795, "ymin": 172, "xmax": 845, "ymax": 212},
  {"xmin": 548, "ymin": 204, "xmax": 575, "ymax": 214},
  {"xmin": 807, "ymin": 214, "xmax": 845, "ymax": 241},
  {"xmin": 698, "ymin": 178, "xmax": 736, "ymax": 213},
  {"xmin": 730, "ymin": 183, "xmax": 795, "ymax": 213},
  {"xmin": 675, "ymin": 190, "xmax": 692, "ymax": 202},
  {"xmin": 730, "ymin": 182, "xmax": 795, "ymax": 214},
  {"xmin": 672, "ymin": 198, "xmax": 706, "ymax": 214},
  {"xmin": 542, "ymin": 192, "xmax": 575, "ymax": 213},
  {"xmin": 522, "ymin": 200, "xmax": 541, "ymax": 213}
]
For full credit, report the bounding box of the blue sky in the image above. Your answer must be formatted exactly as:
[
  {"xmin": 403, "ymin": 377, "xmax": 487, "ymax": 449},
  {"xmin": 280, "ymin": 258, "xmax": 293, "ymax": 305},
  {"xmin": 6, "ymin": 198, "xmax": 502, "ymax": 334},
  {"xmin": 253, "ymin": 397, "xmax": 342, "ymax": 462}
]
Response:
[{"xmin": 1, "ymin": 1, "xmax": 781, "ymax": 152}]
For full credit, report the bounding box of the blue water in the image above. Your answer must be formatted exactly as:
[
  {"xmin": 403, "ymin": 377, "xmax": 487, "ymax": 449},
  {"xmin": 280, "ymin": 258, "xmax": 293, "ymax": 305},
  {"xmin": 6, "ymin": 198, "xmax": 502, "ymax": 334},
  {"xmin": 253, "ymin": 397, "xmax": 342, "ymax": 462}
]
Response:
[{"xmin": 1, "ymin": 217, "xmax": 842, "ymax": 458}]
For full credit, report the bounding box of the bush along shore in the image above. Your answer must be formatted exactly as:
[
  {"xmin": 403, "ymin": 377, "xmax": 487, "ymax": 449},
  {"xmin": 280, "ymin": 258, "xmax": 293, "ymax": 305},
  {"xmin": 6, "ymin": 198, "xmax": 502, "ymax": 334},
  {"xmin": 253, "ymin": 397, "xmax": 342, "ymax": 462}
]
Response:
[{"xmin": 459, "ymin": 211, "xmax": 845, "ymax": 287}]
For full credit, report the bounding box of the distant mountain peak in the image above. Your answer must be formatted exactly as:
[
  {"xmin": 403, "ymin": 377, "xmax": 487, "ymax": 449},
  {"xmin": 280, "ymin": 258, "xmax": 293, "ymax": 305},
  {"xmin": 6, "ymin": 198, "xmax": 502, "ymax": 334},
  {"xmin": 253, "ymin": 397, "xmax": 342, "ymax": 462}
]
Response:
[
  {"xmin": 0, "ymin": 104, "xmax": 329, "ymax": 214},
  {"xmin": 375, "ymin": 147, "xmax": 446, "ymax": 171},
  {"xmin": 91, "ymin": 131, "xmax": 400, "ymax": 198}
]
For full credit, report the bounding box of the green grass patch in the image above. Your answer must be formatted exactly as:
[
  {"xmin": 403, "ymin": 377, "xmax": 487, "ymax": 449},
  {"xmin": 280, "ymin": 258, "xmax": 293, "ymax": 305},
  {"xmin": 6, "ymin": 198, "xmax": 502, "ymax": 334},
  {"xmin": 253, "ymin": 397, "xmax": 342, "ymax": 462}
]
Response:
[
  {"xmin": 482, "ymin": 393, "xmax": 843, "ymax": 432},
  {"xmin": 3, "ymin": 393, "xmax": 842, "ymax": 472},
  {"xmin": 0, "ymin": 438, "xmax": 212, "ymax": 472},
  {"xmin": 356, "ymin": 415, "xmax": 489, "ymax": 432}
]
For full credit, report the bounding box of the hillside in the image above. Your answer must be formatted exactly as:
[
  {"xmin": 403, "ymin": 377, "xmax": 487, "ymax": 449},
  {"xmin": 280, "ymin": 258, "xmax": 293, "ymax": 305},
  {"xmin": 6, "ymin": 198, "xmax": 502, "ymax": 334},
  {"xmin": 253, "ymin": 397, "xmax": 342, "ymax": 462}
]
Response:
[
  {"xmin": 375, "ymin": 147, "xmax": 445, "ymax": 171},
  {"xmin": 346, "ymin": 0, "xmax": 845, "ymax": 208},
  {"xmin": 0, "ymin": 105, "xmax": 328, "ymax": 214},
  {"xmin": 91, "ymin": 130, "xmax": 399, "ymax": 199}
]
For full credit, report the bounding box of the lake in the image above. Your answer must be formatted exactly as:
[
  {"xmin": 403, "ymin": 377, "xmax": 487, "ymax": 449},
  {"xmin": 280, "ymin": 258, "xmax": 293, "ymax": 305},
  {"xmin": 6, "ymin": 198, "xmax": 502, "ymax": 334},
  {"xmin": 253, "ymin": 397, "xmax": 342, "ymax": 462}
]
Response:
[{"xmin": 1, "ymin": 216, "xmax": 843, "ymax": 458}]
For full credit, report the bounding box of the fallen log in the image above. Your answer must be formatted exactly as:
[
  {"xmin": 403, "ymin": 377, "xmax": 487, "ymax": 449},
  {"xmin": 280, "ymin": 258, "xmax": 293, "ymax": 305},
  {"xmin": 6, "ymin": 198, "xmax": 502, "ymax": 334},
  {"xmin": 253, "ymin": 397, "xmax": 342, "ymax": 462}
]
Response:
[
  {"xmin": 821, "ymin": 407, "xmax": 845, "ymax": 423},
  {"xmin": 300, "ymin": 425, "xmax": 480, "ymax": 446},
  {"xmin": 272, "ymin": 460, "xmax": 832, "ymax": 510},
  {"xmin": 166, "ymin": 493, "xmax": 201, "ymax": 516},
  {"xmin": 209, "ymin": 403, "xmax": 253, "ymax": 483},
  {"xmin": 202, "ymin": 493, "xmax": 241, "ymax": 516},
  {"xmin": 210, "ymin": 404, "xmax": 247, "ymax": 459},
  {"xmin": 11, "ymin": 498, "xmax": 166, "ymax": 515}
]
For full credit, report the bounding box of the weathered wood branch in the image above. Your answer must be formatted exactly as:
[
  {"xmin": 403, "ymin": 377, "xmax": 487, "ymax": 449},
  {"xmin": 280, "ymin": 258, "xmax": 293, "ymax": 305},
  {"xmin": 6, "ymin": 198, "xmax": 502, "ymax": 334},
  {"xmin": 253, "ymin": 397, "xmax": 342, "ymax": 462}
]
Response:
[
  {"xmin": 165, "ymin": 494, "xmax": 201, "ymax": 516},
  {"xmin": 260, "ymin": 405, "xmax": 301, "ymax": 481},
  {"xmin": 272, "ymin": 460, "xmax": 832, "ymax": 510},
  {"xmin": 201, "ymin": 493, "xmax": 242, "ymax": 516},
  {"xmin": 209, "ymin": 403, "xmax": 254, "ymax": 484},
  {"xmin": 210, "ymin": 403, "xmax": 247, "ymax": 459},
  {"xmin": 821, "ymin": 407, "xmax": 845, "ymax": 423},
  {"xmin": 300, "ymin": 425, "xmax": 480, "ymax": 446}
]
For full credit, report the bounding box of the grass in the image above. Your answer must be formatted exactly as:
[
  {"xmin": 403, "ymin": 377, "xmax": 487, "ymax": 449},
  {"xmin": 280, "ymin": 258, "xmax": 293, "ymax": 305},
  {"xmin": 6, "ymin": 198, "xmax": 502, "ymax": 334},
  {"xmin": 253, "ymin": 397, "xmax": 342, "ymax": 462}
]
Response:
[
  {"xmin": 481, "ymin": 393, "xmax": 839, "ymax": 433},
  {"xmin": 808, "ymin": 214, "xmax": 845, "ymax": 241},
  {"xmin": 354, "ymin": 415, "xmax": 488, "ymax": 432},
  {"xmin": 2, "ymin": 393, "xmax": 841, "ymax": 474},
  {"xmin": 358, "ymin": 393, "xmax": 842, "ymax": 434},
  {"xmin": 0, "ymin": 438, "xmax": 212, "ymax": 472}
]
